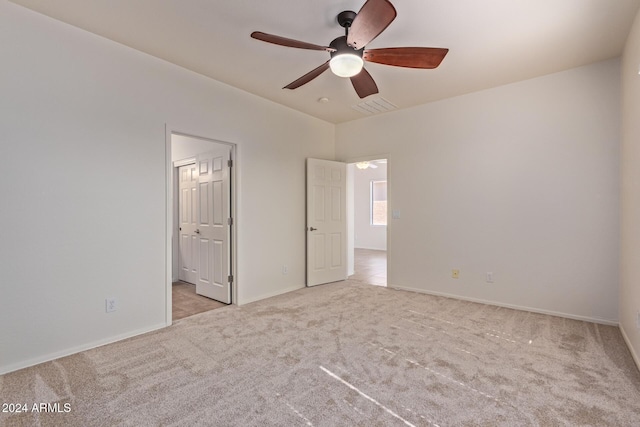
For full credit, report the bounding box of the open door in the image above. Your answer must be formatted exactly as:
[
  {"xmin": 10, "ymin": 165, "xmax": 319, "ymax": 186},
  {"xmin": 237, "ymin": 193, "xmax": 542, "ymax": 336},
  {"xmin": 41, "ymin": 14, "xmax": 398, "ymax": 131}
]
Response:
[
  {"xmin": 178, "ymin": 162, "xmax": 198, "ymax": 285},
  {"xmin": 194, "ymin": 148, "xmax": 232, "ymax": 303},
  {"xmin": 306, "ymin": 158, "xmax": 347, "ymax": 286}
]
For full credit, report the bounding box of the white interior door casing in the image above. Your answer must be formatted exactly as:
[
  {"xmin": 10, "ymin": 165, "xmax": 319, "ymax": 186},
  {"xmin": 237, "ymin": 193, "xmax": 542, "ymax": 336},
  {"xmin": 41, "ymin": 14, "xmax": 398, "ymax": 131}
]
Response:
[
  {"xmin": 178, "ymin": 163, "xmax": 198, "ymax": 284},
  {"xmin": 307, "ymin": 158, "xmax": 347, "ymax": 286}
]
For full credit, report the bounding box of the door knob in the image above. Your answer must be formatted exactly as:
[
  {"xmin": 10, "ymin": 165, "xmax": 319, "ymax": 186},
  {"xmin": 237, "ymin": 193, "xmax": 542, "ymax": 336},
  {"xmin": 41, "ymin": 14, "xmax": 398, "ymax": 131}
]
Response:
[
  {"xmin": 309, "ymin": 227, "xmax": 317, "ymax": 231},
  {"xmin": 195, "ymin": 229, "xmax": 201, "ymax": 234}
]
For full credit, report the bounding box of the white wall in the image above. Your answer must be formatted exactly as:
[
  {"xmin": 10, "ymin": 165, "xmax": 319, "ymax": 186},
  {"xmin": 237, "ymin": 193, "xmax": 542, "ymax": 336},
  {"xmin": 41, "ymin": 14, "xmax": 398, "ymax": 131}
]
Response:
[
  {"xmin": 336, "ymin": 59, "xmax": 621, "ymax": 324},
  {"xmin": 353, "ymin": 163, "xmax": 387, "ymax": 250},
  {"xmin": 620, "ymin": 8, "xmax": 640, "ymax": 367},
  {"xmin": 171, "ymin": 134, "xmax": 222, "ymax": 162},
  {"xmin": 0, "ymin": 1, "xmax": 334, "ymax": 374}
]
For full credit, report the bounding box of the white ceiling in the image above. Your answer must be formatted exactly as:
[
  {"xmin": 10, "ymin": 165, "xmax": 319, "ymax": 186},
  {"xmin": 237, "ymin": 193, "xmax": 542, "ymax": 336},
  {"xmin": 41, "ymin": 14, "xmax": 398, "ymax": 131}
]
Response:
[{"xmin": 10, "ymin": 0, "xmax": 640, "ymax": 124}]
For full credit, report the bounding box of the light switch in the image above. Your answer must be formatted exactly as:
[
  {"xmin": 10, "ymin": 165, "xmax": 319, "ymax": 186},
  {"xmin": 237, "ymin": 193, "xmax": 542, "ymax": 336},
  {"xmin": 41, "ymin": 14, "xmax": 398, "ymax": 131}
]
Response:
[{"xmin": 392, "ymin": 210, "xmax": 401, "ymax": 219}]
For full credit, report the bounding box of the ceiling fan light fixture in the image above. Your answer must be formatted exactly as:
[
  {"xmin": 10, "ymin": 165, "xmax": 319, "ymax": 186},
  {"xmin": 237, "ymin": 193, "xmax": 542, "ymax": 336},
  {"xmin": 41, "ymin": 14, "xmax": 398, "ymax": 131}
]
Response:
[
  {"xmin": 252, "ymin": 1, "xmax": 448, "ymax": 99},
  {"xmin": 355, "ymin": 161, "xmax": 370, "ymax": 169},
  {"xmin": 329, "ymin": 53, "xmax": 364, "ymax": 77}
]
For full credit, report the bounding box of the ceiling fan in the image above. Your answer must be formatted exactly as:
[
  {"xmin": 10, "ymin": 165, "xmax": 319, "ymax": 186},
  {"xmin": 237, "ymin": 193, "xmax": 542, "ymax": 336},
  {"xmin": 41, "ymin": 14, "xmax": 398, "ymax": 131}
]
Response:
[
  {"xmin": 250, "ymin": 0, "xmax": 448, "ymax": 99},
  {"xmin": 355, "ymin": 161, "xmax": 378, "ymax": 169}
]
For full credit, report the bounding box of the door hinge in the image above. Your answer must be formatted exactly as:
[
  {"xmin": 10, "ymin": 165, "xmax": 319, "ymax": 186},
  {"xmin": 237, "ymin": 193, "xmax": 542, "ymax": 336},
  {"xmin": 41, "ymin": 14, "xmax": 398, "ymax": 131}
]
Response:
[
  {"xmin": 228, "ymin": 217, "xmax": 233, "ymax": 226},
  {"xmin": 228, "ymin": 159, "xmax": 233, "ymax": 167},
  {"xmin": 228, "ymin": 275, "xmax": 233, "ymax": 283}
]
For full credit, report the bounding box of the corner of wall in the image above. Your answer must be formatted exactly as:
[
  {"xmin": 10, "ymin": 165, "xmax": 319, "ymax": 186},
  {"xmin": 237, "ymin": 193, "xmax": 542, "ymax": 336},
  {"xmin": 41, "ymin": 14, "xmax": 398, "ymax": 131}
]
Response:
[{"xmin": 619, "ymin": 5, "xmax": 640, "ymax": 372}]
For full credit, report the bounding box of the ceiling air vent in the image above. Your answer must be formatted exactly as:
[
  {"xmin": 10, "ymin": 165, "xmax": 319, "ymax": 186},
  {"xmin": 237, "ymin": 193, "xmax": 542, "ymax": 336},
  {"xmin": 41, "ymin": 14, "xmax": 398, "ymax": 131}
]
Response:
[{"xmin": 351, "ymin": 97, "xmax": 398, "ymax": 115}]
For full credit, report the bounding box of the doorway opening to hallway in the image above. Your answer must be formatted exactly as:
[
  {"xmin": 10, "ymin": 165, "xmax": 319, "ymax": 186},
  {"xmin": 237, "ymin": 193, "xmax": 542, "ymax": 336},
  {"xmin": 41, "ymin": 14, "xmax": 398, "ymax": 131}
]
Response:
[
  {"xmin": 348, "ymin": 159, "xmax": 387, "ymax": 287},
  {"xmin": 170, "ymin": 132, "xmax": 236, "ymax": 321}
]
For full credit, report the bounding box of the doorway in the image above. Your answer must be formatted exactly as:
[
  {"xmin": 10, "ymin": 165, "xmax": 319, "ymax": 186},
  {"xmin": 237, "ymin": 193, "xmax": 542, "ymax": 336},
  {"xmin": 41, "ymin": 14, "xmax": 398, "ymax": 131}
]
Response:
[
  {"xmin": 169, "ymin": 132, "xmax": 236, "ymax": 321},
  {"xmin": 347, "ymin": 159, "xmax": 387, "ymax": 286}
]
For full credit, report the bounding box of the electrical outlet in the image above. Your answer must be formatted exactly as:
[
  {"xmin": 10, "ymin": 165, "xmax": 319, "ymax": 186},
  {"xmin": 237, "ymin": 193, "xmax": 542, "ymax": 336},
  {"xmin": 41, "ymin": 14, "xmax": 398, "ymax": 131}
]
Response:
[
  {"xmin": 282, "ymin": 265, "xmax": 288, "ymax": 275},
  {"xmin": 486, "ymin": 272, "xmax": 494, "ymax": 283},
  {"xmin": 452, "ymin": 269, "xmax": 460, "ymax": 279},
  {"xmin": 105, "ymin": 298, "xmax": 117, "ymax": 313}
]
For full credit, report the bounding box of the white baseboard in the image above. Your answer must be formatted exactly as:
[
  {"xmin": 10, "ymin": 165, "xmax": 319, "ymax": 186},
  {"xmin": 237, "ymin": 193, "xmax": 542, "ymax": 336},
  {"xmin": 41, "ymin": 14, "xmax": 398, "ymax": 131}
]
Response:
[
  {"xmin": 0, "ymin": 322, "xmax": 167, "ymax": 375},
  {"xmin": 238, "ymin": 284, "xmax": 305, "ymax": 305},
  {"xmin": 390, "ymin": 284, "xmax": 619, "ymax": 326},
  {"xmin": 354, "ymin": 246, "xmax": 387, "ymax": 251},
  {"xmin": 619, "ymin": 324, "xmax": 640, "ymax": 372}
]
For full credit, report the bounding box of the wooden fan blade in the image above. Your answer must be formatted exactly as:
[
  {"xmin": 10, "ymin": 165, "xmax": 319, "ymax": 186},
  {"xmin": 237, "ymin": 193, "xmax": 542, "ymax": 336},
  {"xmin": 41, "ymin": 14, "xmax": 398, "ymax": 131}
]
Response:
[
  {"xmin": 284, "ymin": 61, "xmax": 331, "ymax": 90},
  {"xmin": 251, "ymin": 32, "xmax": 335, "ymax": 52},
  {"xmin": 364, "ymin": 47, "xmax": 449, "ymax": 69},
  {"xmin": 347, "ymin": 0, "xmax": 397, "ymax": 49},
  {"xmin": 350, "ymin": 68, "xmax": 379, "ymax": 98}
]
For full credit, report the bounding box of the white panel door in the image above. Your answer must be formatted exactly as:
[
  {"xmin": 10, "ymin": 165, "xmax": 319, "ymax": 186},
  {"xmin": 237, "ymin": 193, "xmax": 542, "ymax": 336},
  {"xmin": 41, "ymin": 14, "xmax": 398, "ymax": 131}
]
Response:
[
  {"xmin": 195, "ymin": 149, "xmax": 231, "ymax": 303},
  {"xmin": 178, "ymin": 163, "xmax": 198, "ymax": 284},
  {"xmin": 307, "ymin": 158, "xmax": 347, "ymax": 286}
]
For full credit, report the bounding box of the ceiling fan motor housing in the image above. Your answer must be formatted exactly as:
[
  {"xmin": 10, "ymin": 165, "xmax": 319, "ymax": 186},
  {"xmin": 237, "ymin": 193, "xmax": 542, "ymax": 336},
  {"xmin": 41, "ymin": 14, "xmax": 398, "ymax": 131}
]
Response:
[{"xmin": 330, "ymin": 36, "xmax": 364, "ymax": 59}]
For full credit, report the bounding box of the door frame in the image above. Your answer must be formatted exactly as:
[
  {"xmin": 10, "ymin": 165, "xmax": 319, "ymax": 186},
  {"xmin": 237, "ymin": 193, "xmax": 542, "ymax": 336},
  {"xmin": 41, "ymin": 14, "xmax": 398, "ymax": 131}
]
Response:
[{"xmin": 165, "ymin": 126, "xmax": 238, "ymax": 325}]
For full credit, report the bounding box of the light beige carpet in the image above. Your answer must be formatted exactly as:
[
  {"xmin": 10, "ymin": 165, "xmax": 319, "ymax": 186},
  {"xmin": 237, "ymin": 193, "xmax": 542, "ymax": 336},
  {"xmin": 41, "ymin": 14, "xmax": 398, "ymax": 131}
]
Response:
[{"xmin": 1, "ymin": 281, "xmax": 640, "ymax": 426}]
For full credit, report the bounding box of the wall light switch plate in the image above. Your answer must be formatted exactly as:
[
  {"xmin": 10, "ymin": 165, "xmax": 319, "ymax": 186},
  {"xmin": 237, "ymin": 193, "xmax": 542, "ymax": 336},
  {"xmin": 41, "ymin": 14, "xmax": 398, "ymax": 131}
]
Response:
[
  {"xmin": 392, "ymin": 210, "xmax": 401, "ymax": 219},
  {"xmin": 486, "ymin": 272, "xmax": 494, "ymax": 283},
  {"xmin": 452, "ymin": 269, "xmax": 460, "ymax": 279}
]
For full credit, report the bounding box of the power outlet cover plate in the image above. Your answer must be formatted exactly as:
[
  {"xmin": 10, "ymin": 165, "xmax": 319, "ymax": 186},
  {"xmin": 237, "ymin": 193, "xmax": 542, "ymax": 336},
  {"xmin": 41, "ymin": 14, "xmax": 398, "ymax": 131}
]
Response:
[{"xmin": 106, "ymin": 298, "xmax": 117, "ymax": 313}]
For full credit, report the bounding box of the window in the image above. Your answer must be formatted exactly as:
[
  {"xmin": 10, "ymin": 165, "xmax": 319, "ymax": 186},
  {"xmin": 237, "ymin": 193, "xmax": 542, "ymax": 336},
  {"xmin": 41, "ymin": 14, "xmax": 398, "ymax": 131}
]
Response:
[{"xmin": 371, "ymin": 180, "xmax": 387, "ymax": 226}]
